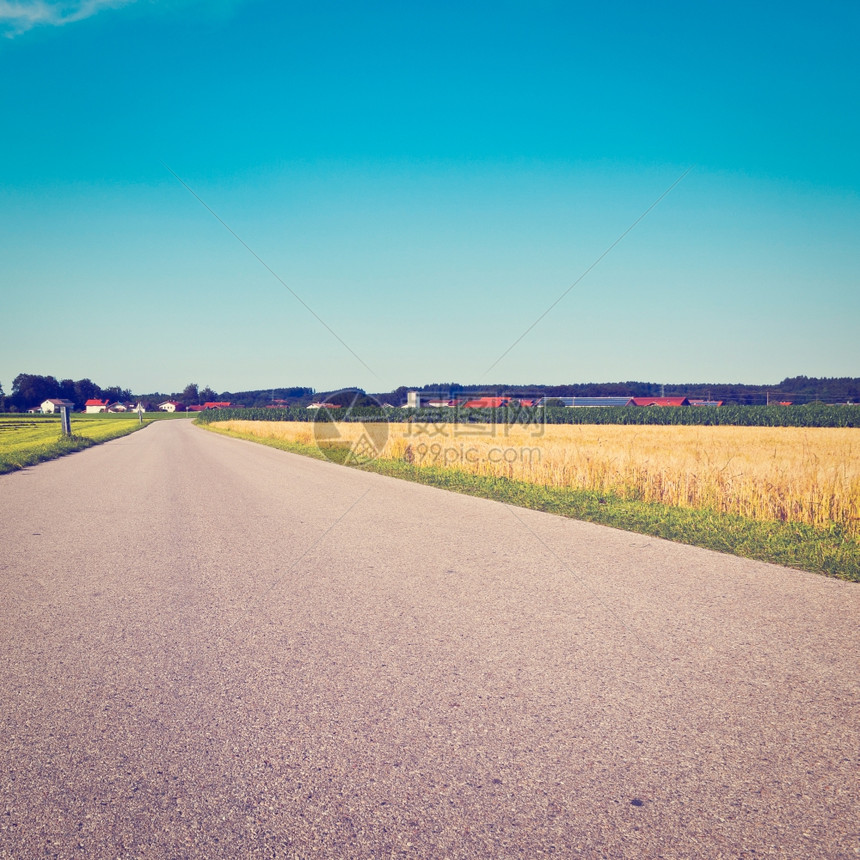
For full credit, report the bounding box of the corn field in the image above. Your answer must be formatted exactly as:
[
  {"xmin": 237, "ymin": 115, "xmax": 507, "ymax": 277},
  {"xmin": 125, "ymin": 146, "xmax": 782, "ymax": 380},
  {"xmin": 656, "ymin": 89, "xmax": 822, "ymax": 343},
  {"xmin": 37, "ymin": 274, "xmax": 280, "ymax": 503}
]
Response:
[{"xmin": 213, "ymin": 420, "xmax": 860, "ymax": 537}]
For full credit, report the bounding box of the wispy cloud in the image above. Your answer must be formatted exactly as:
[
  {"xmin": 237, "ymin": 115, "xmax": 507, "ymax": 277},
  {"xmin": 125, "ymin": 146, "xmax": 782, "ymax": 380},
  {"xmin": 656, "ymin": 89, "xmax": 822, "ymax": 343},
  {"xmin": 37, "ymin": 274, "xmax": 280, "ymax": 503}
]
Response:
[{"xmin": 0, "ymin": 0, "xmax": 136, "ymax": 37}]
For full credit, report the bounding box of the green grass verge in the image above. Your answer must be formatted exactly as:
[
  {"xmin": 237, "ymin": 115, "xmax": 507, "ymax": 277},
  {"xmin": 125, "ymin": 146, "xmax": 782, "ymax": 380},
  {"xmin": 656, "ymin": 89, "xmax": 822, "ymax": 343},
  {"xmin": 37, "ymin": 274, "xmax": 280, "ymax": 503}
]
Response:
[
  {"xmin": 200, "ymin": 423, "xmax": 860, "ymax": 582},
  {"xmin": 71, "ymin": 411, "xmax": 194, "ymax": 421},
  {"xmin": 0, "ymin": 415, "xmax": 151, "ymax": 473}
]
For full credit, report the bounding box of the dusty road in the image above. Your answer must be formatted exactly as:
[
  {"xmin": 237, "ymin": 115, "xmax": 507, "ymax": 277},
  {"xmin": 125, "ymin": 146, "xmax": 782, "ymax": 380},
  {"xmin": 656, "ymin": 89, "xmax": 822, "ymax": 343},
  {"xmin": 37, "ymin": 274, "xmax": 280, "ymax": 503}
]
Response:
[{"xmin": 0, "ymin": 419, "xmax": 857, "ymax": 858}]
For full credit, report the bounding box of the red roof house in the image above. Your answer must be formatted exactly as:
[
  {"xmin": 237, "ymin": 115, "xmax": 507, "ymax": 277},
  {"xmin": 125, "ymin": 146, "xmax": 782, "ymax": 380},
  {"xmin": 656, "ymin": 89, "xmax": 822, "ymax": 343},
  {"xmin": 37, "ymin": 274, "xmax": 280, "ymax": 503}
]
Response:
[
  {"xmin": 85, "ymin": 398, "xmax": 109, "ymax": 413},
  {"xmin": 461, "ymin": 397, "xmax": 511, "ymax": 408}
]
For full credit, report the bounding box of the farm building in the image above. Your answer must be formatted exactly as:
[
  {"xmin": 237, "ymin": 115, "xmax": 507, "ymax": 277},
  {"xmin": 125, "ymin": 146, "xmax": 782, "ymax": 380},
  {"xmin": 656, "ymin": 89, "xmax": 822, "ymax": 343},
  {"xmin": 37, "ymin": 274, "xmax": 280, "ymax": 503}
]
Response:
[
  {"xmin": 202, "ymin": 401, "xmax": 232, "ymax": 409},
  {"xmin": 688, "ymin": 399, "xmax": 724, "ymax": 407},
  {"xmin": 158, "ymin": 401, "xmax": 184, "ymax": 412},
  {"xmin": 630, "ymin": 397, "xmax": 690, "ymax": 407},
  {"xmin": 536, "ymin": 396, "xmax": 634, "ymax": 407},
  {"xmin": 40, "ymin": 398, "xmax": 75, "ymax": 414},
  {"xmin": 85, "ymin": 398, "xmax": 109, "ymax": 413},
  {"xmin": 461, "ymin": 397, "xmax": 510, "ymax": 408}
]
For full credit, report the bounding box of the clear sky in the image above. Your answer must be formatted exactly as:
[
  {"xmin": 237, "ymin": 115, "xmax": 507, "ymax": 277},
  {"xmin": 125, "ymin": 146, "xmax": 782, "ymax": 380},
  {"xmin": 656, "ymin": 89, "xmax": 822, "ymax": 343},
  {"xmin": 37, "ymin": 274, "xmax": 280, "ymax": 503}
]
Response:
[{"xmin": 2, "ymin": 0, "xmax": 858, "ymax": 395}]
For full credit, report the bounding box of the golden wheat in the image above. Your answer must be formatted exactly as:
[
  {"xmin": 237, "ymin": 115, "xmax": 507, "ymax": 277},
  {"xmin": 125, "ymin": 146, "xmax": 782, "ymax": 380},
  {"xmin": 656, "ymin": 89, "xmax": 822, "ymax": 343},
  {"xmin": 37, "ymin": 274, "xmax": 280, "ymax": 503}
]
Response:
[{"xmin": 214, "ymin": 420, "xmax": 860, "ymax": 536}]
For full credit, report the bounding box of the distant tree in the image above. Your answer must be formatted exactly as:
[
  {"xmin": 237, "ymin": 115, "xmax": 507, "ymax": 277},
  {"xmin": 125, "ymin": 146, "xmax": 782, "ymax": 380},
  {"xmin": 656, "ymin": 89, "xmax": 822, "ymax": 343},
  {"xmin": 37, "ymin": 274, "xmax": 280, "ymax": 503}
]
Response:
[
  {"xmin": 73, "ymin": 378, "xmax": 103, "ymax": 407},
  {"xmin": 102, "ymin": 386, "xmax": 132, "ymax": 403},
  {"xmin": 0, "ymin": 381, "xmax": 5, "ymax": 412},
  {"xmin": 324, "ymin": 389, "xmax": 376, "ymax": 408},
  {"xmin": 11, "ymin": 373, "xmax": 60, "ymax": 411},
  {"xmin": 383, "ymin": 386, "xmax": 410, "ymax": 405},
  {"xmin": 182, "ymin": 383, "xmax": 200, "ymax": 405},
  {"xmin": 59, "ymin": 378, "xmax": 77, "ymax": 404},
  {"xmin": 199, "ymin": 386, "xmax": 217, "ymax": 403}
]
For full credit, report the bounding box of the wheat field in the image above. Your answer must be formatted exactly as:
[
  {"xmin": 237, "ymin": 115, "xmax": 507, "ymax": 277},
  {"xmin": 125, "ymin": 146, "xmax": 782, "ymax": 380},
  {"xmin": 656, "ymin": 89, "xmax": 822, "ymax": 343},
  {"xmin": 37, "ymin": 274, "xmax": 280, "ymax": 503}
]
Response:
[{"xmin": 213, "ymin": 420, "xmax": 860, "ymax": 537}]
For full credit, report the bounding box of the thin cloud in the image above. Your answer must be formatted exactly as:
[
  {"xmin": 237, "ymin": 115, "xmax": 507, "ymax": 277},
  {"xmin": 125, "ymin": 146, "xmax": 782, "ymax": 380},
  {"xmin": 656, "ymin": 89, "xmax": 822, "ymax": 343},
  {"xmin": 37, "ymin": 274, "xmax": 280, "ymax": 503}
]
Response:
[{"xmin": 0, "ymin": 0, "xmax": 136, "ymax": 37}]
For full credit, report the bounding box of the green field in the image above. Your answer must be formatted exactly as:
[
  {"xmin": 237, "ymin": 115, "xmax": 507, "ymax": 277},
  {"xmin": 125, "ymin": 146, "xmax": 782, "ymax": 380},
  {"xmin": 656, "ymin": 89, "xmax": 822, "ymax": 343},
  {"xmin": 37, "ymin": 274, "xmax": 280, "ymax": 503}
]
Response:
[{"xmin": 0, "ymin": 414, "xmax": 159, "ymax": 473}]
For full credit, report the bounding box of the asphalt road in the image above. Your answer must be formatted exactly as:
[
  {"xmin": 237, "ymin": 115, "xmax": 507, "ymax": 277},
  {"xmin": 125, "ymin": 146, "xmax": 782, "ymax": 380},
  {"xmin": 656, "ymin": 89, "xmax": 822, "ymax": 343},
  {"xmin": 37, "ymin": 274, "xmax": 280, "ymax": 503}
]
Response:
[{"xmin": 1, "ymin": 419, "xmax": 857, "ymax": 859}]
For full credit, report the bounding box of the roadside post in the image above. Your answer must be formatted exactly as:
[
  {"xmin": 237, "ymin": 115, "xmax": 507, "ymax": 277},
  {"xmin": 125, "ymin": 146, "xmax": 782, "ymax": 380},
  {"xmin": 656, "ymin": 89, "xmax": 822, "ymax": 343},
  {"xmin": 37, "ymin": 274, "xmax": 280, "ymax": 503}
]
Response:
[
  {"xmin": 138, "ymin": 404, "xmax": 143, "ymax": 425},
  {"xmin": 60, "ymin": 406, "xmax": 71, "ymax": 436}
]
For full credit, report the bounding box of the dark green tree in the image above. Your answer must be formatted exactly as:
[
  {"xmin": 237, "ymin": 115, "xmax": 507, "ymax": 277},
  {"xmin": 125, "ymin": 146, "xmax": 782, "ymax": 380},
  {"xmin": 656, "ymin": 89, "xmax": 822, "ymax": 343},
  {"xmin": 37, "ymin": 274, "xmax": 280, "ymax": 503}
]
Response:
[
  {"xmin": 103, "ymin": 386, "xmax": 131, "ymax": 403},
  {"xmin": 11, "ymin": 374, "xmax": 60, "ymax": 411},
  {"xmin": 73, "ymin": 379, "xmax": 103, "ymax": 407},
  {"xmin": 182, "ymin": 383, "xmax": 200, "ymax": 405},
  {"xmin": 59, "ymin": 378, "xmax": 76, "ymax": 403}
]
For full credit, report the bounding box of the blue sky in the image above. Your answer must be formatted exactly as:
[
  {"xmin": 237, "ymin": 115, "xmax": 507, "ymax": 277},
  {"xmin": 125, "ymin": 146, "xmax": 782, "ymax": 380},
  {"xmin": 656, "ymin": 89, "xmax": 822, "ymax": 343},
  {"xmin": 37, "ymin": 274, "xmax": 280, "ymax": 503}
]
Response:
[{"xmin": 2, "ymin": 0, "xmax": 858, "ymax": 395}]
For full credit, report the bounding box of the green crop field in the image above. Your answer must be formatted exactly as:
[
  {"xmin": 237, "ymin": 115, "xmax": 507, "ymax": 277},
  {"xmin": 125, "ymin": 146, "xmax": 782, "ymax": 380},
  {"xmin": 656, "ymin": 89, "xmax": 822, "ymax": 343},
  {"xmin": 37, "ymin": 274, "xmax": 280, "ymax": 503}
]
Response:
[{"xmin": 0, "ymin": 414, "xmax": 151, "ymax": 473}]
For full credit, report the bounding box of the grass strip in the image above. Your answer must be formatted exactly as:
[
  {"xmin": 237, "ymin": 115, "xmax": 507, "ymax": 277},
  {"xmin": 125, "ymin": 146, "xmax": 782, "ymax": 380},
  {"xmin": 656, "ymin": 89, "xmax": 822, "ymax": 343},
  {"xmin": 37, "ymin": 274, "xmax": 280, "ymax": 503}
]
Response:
[
  {"xmin": 200, "ymin": 424, "xmax": 859, "ymax": 582},
  {"xmin": 0, "ymin": 419, "xmax": 148, "ymax": 474}
]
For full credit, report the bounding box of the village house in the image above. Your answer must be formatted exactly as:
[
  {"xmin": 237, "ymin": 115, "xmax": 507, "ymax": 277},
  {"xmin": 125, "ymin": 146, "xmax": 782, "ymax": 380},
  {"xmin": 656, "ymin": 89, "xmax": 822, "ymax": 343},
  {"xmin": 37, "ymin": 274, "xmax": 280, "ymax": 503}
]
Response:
[
  {"xmin": 461, "ymin": 397, "xmax": 510, "ymax": 408},
  {"xmin": 536, "ymin": 396, "xmax": 635, "ymax": 407},
  {"xmin": 40, "ymin": 398, "xmax": 75, "ymax": 414},
  {"xmin": 85, "ymin": 399, "xmax": 109, "ymax": 413},
  {"xmin": 630, "ymin": 397, "xmax": 690, "ymax": 407}
]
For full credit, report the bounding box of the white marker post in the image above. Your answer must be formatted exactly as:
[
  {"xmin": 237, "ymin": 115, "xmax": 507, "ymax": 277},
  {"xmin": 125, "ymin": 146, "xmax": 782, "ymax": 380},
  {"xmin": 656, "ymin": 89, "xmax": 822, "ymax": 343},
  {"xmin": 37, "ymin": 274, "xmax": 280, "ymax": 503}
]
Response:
[{"xmin": 60, "ymin": 406, "xmax": 71, "ymax": 436}]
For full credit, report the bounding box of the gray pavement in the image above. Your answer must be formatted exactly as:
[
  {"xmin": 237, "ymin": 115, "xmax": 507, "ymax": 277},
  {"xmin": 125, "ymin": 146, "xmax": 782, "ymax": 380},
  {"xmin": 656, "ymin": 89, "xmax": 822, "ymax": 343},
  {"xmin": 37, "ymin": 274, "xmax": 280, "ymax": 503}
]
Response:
[{"xmin": 0, "ymin": 419, "xmax": 857, "ymax": 859}]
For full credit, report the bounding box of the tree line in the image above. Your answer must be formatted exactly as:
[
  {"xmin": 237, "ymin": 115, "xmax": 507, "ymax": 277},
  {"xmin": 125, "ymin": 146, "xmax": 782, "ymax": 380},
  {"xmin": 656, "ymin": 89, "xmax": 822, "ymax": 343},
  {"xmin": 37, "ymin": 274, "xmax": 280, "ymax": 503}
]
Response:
[
  {"xmin": 0, "ymin": 374, "xmax": 316, "ymax": 412},
  {"xmin": 376, "ymin": 376, "xmax": 860, "ymax": 405},
  {"xmin": 3, "ymin": 372, "xmax": 858, "ymax": 413},
  {"xmin": 0, "ymin": 374, "xmax": 132, "ymax": 413}
]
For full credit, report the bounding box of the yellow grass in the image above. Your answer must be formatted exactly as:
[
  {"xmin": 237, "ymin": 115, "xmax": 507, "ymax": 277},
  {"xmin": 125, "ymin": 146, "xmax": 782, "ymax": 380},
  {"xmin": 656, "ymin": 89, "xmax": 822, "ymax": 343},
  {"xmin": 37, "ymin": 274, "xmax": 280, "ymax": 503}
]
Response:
[{"xmin": 213, "ymin": 420, "xmax": 860, "ymax": 537}]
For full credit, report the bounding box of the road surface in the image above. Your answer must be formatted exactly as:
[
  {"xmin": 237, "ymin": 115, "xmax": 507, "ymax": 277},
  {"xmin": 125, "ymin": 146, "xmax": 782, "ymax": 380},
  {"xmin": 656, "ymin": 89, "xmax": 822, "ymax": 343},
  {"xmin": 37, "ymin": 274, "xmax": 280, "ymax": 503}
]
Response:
[{"xmin": 1, "ymin": 419, "xmax": 857, "ymax": 858}]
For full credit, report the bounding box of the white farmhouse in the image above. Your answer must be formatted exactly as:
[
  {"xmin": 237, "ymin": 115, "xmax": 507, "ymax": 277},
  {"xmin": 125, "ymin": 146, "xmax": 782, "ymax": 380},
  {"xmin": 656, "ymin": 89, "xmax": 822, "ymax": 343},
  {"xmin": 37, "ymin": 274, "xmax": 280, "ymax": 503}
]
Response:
[{"xmin": 40, "ymin": 398, "xmax": 75, "ymax": 414}]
